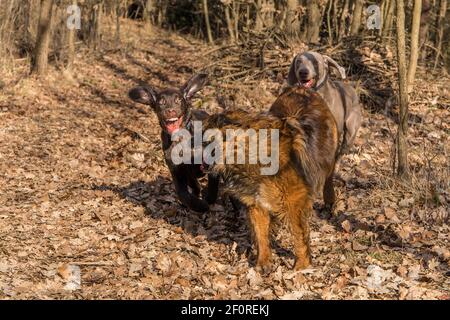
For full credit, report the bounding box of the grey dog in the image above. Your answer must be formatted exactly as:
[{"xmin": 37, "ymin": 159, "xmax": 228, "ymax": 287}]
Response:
[{"xmin": 287, "ymin": 51, "xmax": 362, "ymax": 157}]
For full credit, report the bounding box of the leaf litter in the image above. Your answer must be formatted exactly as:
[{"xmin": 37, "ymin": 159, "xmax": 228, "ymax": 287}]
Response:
[{"xmin": 0, "ymin": 22, "xmax": 448, "ymax": 300}]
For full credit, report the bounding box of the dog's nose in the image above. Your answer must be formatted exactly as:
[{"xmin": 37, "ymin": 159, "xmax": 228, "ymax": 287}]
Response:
[
  {"xmin": 298, "ymin": 68, "xmax": 309, "ymax": 78},
  {"xmin": 165, "ymin": 109, "xmax": 178, "ymax": 117}
]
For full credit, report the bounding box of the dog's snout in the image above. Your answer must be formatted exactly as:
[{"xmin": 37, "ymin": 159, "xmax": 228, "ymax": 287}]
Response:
[
  {"xmin": 164, "ymin": 108, "xmax": 178, "ymax": 117},
  {"xmin": 298, "ymin": 68, "xmax": 309, "ymax": 78}
]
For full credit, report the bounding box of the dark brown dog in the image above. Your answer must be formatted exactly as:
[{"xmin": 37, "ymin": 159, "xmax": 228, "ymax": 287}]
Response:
[
  {"xmin": 128, "ymin": 73, "xmax": 219, "ymax": 212},
  {"xmin": 203, "ymin": 87, "xmax": 338, "ymax": 271}
]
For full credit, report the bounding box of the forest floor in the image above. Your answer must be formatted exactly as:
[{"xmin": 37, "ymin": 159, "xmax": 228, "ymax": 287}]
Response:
[{"xmin": 0, "ymin": 22, "xmax": 449, "ymax": 299}]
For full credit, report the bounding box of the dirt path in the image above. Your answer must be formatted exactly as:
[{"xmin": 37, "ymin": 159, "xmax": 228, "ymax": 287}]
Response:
[{"xmin": 0, "ymin": 24, "xmax": 448, "ymax": 299}]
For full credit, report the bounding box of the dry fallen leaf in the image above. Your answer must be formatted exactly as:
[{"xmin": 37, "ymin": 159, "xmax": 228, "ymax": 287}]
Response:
[{"xmin": 341, "ymin": 220, "xmax": 352, "ymax": 233}]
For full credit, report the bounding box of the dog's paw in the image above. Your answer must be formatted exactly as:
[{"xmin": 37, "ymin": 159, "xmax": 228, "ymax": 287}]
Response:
[
  {"xmin": 294, "ymin": 258, "xmax": 312, "ymax": 271},
  {"xmin": 255, "ymin": 263, "xmax": 274, "ymax": 276},
  {"xmin": 185, "ymin": 197, "xmax": 209, "ymax": 213},
  {"xmin": 202, "ymin": 190, "xmax": 217, "ymax": 205},
  {"xmin": 190, "ymin": 199, "xmax": 210, "ymax": 213}
]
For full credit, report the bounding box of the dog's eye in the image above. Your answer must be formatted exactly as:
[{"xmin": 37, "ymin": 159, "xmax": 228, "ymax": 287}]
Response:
[
  {"xmin": 175, "ymin": 97, "xmax": 181, "ymax": 104},
  {"xmin": 160, "ymin": 98, "xmax": 166, "ymax": 105}
]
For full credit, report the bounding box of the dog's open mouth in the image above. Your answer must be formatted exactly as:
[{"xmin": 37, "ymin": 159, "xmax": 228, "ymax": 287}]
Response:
[
  {"xmin": 164, "ymin": 117, "xmax": 184, "ymax": 134},
  {"xmin": 299, "ymin": 78, "xmax": 315, "ymax": 89}
]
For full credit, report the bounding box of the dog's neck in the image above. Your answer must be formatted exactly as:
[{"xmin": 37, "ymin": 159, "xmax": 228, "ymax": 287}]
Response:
[{"xmin": 315, "ymin": 72, "xmax": 329, "ymax": 90}]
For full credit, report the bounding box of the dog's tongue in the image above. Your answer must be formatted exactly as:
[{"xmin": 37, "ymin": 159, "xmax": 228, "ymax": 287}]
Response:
[
  {"xmin": 166, "ymin": 117, "xmax": 183, "ymax": 135},
  {"xmin": 300, "ymin": 79, "xmax": 314, "ymax": 88}
]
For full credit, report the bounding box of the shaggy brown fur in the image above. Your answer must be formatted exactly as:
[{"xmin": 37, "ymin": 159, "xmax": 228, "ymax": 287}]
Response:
[
  {"xmin": 203, "ymin": 87, "xmax": 338, "ymax": 271},
  {"xmin": 270, "ymin": 86, "xmax": 339, "ymax": 206}
]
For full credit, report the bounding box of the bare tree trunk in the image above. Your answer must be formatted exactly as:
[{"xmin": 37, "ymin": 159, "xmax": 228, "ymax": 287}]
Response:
[
  {"xmin": 306, "ymin": 0, "xmax": 321, "ymax": 44},
  {"xmin": 382, "ymin": 0, "xmax": 395, "ymax": 42},
  {"xmin": 202, "ymin": 0, "xmax": 213, "ymax": 44},
  {"xmin": 31, "ymin": 0, "xmax": 54, "ymax": 75},
  {"xmin": 407, "ymin": 0, "xmax": 422, "ymax": 91},
  {"xmin": 419, "ymin": 0, "xmax": 431, "ymax": 61},
  {"xmin": 326, "ymin": 0, "xmax": 333, "ymax": 45},
  {"xmin": 94, "ymin": 2, "xmax": 103, "ymax": 50},
  {"xmin": 285, "ymin": 0, "xmax": 300, "ymax": 37},
  {"xmin": 115, "ymin": 0, "xmax": 121, "ymax": 45},
  {"xmin": 338, "ymin": 0, "xmax": 349, "ymax": 40},
  {"xmin": 433, "ymin": 0, "xmax": 447, "ymax": 69},
  {"xmin": 395, "ymin": 0, "xmax": 410, "ymax": 180},
  {"xmin": 246, "ymin": 3, "xmax": 251, "ymax": 30},
  {"xmin": 67, "ymin": 0, "xmax": 77, "ymax": 71},
  {"xmin": 224, "ymin": 3, "xmax": 235, "ymax": 43},
  {"xmin": 233, "ymin": 1, "xmax": 240, "ymax": 42},
  {"xmin": 350, "ymin": 0, "xmax": 364, "ymax": 36},
  {"xmin": 255, "ymin": 0, "xmax": 263, "ymax": 32},
  {"xmin": 144, "ymin": 0, "xmax": 153, "ymax": 31}
]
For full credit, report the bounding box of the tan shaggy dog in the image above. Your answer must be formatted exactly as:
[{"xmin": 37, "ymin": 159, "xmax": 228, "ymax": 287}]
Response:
[{"xmin": 203, "ymin": 87, "xmax": 338, "ymax": 271}]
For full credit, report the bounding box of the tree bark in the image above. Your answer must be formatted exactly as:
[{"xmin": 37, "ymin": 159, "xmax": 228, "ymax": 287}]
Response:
[
  {"xmin": 350, "ymin": 0, "xmax": 364, "ymax": 36},
  {"xmin": 395, "ymin": 0, "xmax": 410, "ymax": 180},
  {"xmin": 115, "ymin": 0, "xmax": 121, "ymax": 45},
  {"xmin": 326, "ymin": 0, "xmax": 333, "ymax": 45},
  {"xmin": 285, "ymin": 0, "xmax": 300, "ymax": 37},
  {"xmin": 202, "ymin": 0, "xmax": 213, "ymax": 44},
  {"xmin": 338, "ymin": 0, "xmax": 349, "ymax": 40},
  {"xmin": 419, "ymin": 0, "xmax": 431, "ymax": 61},
  {"xmin": 433, "ymin": 0, "xmax": 447, "ymax": 69},
  {"xmin": 306, "ymin": 0, "xmax": 321, "ymax": 44},
  {"xmin": 94, "ymin": 2, "xmax": 103, "ymax": 50},
  {"xmin": 67, "ymin": 0, "xmax": 77, "ymax": 71},
  {"xmin": 255, "ymin": 0, "xmax": 263, "ymax": 32},
  {"xmin": 31, "ymin": 0, "xmax": 54, "ymax": 76},
  {"xmin": 224, "ymin": 3, "xmax": 235, "ymax": 43},
  {"xmin": 407, "ymin": 0, "xmax": 422, "ymax": 91},
  {"xmin": 382, "ymin": 0, "xmax": 395, "ymax": 42},
  {"xmin": 144, "ymin": 0, "xmax": 154, "ymax": 30}
]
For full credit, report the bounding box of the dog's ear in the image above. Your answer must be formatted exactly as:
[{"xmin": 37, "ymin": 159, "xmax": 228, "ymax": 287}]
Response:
[
  {"xmin": 323, "ymin": 55, "xmax": 346, "ymax": 79},
  {"xmin": 128, "ymin": 86, "xmax": 157, "ymax": 108},
  {"xmin": 287, "ymin": 54, "xmax": 299, "ymax": 86},
  {"xmin": 182, "ymin": 73, "xmax": 208, "ymax": 100}
]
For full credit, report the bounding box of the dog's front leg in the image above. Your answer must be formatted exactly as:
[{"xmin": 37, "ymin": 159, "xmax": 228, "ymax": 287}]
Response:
[
  {"xmin": 203, "ymin": 173, "xmax": 219, "ymax": 205},
  {"xmin": 249, "ymin": 205, "xmax": 272, "ymax": 273},
  {"xmin": 171, "ymin": 170, "xmax": 209, "ymax": 212}
]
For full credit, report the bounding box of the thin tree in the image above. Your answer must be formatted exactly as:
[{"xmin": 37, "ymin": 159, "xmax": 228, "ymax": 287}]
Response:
[
  {"xmin": 382, "ymin": 0, "xmax": 395, "ymax": 42},
  {"xmin": 285, "ymin": 0, "xmax": 300, "ymax": 37},
  {"xmin": 407, "ymin": 0, "xmax": 422, "ymax": 91},
  {"xmin": 306, "ymin": 0, "xmax": 320, "ymax": 43},
  {"xmin": 31, "ymin": 0, "xmax": 54, "ymax": 75},
  {"xmin": 67, "ymin": 0, "xmax": 77, "ymax": 72},
  {"xmin": 224, "ymin": 2, "xmax": 235, "ymax": 43},
  {"xmin": 434, "ymin": 0, "xmax": 447, "ymax": 69},
  {"xmin": 255, "ymin": 0, "xmax": 263, "ymax": 32},
  {"xmin": 144, "ymin": 0, "xmax": 154, "ymax": 31},
  {"xmin": 115, "ymin": 0, "xmax": 121, "ymax": 45},
  {"xmin": 395, "ymin": 0, "xmax": 410, "ymax": 180},
  {"xmin": 350, "ymin": 0, "xmax": 364, "ymax": 36},
  {"xmin": 202, "ymin": 0, "xmax": 213, "ymax": 44}
]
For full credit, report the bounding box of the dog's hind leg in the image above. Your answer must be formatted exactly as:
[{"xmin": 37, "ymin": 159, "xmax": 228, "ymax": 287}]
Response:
[
  {"xmin": 323, "ymin": 173, "xmax": 336, "ymax": 208},
  {"xmin": 342, "ymin": 110, "xmax": 361, "ymax": 155},
  {"xmin": 288, "ymin": 200, "xmax": 312, "ymax": 270},
  {"xmin": 248, "ymin": 205, "xmax": 271, "ymax": 272}
]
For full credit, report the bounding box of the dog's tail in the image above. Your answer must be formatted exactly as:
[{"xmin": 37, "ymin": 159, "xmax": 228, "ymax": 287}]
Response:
[{"xmin": 284, "ymin": 117, "xmax": 328, "ymax": 197}]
